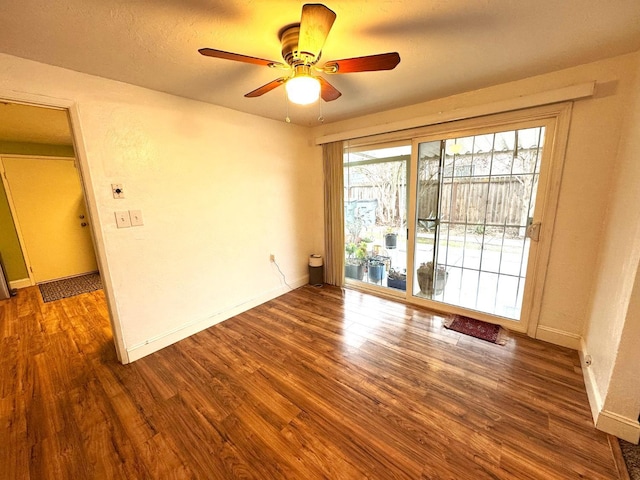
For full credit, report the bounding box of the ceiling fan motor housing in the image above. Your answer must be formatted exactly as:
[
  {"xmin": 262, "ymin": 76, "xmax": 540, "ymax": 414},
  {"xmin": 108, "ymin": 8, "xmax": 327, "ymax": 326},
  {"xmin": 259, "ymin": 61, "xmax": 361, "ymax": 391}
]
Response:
[{"xmin": 280, "ymin": 26, "xmax": 318, "ymax": 66}]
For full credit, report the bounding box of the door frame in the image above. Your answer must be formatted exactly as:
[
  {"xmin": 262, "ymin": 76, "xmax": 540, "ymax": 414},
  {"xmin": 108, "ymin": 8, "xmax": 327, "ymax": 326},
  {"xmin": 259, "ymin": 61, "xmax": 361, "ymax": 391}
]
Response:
[
  {"xmin": 345, "ymin": 103, "xmax": 572, "ymax": 337},
  {"xmin": 0, "ymin": 94, "xmax": 128, "ymax": 363}
]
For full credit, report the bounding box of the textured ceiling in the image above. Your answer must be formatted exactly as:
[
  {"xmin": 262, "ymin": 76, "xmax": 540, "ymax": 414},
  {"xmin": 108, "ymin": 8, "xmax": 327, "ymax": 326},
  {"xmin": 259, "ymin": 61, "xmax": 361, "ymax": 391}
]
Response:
[{"xmin": 1, "ymin": 0, "xmax": 640, "ymax": 129}]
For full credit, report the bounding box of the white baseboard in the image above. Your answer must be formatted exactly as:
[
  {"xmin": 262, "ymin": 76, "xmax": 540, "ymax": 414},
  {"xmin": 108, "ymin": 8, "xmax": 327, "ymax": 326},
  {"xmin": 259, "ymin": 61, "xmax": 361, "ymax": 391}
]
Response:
[
  {"xmin": 9, "ymin": 278, "xmax": 31, "ymax": 290},
  {"xmin": 535, "ymin": 325, "xmax": 581, "ymax": 350},
  {"xmin": 579, "ymin": 337, "xmax": 603, "ymax": 424},
  {"xmin": 579, "ymin": 338, "xmax": 640, "ymax": 444},
  {"xmin": 596, "ymin": 410, "xmax": 640, "ymax": 444},
  {"xmin": 126, "ymin": 275, "xmax": 308, "ymax": 362}
]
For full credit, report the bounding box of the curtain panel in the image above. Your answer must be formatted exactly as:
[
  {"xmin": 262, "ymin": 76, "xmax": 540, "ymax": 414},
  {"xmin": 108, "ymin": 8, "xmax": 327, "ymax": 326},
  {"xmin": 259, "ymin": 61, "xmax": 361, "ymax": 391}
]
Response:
[{"xmin": 322, "ymin": 141, "xmax": 344, "ymax": 286}]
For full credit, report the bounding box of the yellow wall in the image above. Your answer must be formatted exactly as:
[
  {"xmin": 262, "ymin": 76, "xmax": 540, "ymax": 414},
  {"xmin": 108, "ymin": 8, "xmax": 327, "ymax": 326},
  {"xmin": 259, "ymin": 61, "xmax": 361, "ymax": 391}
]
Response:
[
  {"xmin": 0, "ymin": 179, "xmax": 28, "ymax": 281},
  {"xmin": 0, "ymin": 141, "xmax": 75, "ymax": 282}
]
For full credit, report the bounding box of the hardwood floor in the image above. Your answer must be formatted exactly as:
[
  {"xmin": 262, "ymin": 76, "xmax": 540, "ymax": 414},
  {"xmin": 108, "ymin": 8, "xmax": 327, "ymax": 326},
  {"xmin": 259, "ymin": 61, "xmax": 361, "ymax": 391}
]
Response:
[{"xmin": 0, "ymin": 284, "xmax": 623, "ymax": 479}]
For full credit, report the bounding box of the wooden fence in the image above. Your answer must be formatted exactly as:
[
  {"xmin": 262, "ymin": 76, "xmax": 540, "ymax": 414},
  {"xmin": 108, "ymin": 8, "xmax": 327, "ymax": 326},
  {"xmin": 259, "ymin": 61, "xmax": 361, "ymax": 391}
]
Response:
[{"xmin": 347, "ymin": 175, "xmax": 534, "ymax": 227}]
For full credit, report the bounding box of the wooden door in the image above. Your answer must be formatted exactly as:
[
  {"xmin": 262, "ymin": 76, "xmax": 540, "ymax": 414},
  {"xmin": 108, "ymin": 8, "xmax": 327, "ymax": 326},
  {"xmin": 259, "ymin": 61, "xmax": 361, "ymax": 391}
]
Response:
[{"xmin": 2, "ymin": 157, "xmax": 97, "ymax": 283}]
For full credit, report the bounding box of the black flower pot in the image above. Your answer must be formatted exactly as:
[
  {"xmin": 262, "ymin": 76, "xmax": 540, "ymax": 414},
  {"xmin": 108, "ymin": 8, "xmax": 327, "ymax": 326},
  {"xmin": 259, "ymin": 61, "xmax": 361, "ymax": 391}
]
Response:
[
  {"xmin": 345, "ymin": 264, "xmax": 365, "ymax": 280},
  {"xmin": 368, "ymin": 262, "xmax": 385, "ymax": 283},
  {"xmin": 384, "ymin": 233, "xmax": 397, "ymax": 249}
]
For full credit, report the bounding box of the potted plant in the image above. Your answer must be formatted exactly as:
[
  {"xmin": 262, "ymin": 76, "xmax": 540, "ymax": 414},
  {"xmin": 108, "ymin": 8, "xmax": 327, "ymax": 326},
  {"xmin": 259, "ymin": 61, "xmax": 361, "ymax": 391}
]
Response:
[
  {"xmin": 384, "ymin": 229, "xmax": 398, "ymax": 249},
  {"xmin": 345, "ymin": 242, "xmax": 367, "ymax": 280},
  {"xmin": 387, "ymin": 268, "xmax": 407, "ymax": 290},
  {"xmin": 367, "ymin": 258, "xmax": 385, "ymax": 284},
  {"xmin": 417, "ymin": 261, "xmax": 448, "ymax": 296},
  {"xmin": 360, "ymin": 235, "xmax": 375, "ymax": 256}
]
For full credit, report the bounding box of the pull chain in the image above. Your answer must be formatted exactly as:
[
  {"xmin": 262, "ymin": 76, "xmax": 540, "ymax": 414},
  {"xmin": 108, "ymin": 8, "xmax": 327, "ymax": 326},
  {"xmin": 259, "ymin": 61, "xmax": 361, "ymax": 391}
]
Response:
[{"xmin": 284, "ymin": 88, "xmax": 291, "ymax": 123}]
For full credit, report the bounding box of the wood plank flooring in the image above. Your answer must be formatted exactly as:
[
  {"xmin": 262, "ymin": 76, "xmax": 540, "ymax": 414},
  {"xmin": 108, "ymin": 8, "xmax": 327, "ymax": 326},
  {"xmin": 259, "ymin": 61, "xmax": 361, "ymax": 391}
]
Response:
[{"xmin": 0, "ymin": 284, "xmax": 623, "ymax": 479}]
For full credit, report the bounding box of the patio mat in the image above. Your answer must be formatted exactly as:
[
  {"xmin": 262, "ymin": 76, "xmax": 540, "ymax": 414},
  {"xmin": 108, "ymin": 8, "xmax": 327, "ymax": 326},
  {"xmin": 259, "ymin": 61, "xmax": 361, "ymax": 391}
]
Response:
[
  {"xmin": 443, "ymin": 315, "xmax": 507, "ymax": 345},
  {"xmin": 38, "ymin": 273, "xmax": 102, "ymax": 303}
]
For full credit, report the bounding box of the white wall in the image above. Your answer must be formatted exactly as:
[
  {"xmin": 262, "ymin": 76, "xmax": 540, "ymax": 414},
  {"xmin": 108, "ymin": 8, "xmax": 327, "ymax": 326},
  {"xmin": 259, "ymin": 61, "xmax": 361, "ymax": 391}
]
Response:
[
  {"xmin": 581, "ymin": 55, "xmax": 640, "ymax": 443},
  {"xmin": 313, "ymin": 51, "xmax": 640, "ymax": 349},
  {"xmin": 0, "ymin": 53, "xmax": 323, "ymax": 362}
]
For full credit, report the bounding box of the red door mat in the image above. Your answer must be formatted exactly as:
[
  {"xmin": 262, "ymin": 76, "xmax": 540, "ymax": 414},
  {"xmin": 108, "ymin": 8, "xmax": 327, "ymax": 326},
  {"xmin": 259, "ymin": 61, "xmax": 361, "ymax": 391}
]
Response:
[{"xmin": 443, "ymin": 315, "xmax": 508, "ymax": 345}]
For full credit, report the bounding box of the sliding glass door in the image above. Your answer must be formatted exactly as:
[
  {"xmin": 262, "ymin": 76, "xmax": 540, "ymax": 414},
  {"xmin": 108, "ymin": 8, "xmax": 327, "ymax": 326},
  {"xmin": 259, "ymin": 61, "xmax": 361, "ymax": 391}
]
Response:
[
  {"xmin": 342, "ymin": 127, "xmax": 545, "ymax": 319},
  {"xmin": 341, "ymin": 106, "xmax": 568, "ymax": 330}
]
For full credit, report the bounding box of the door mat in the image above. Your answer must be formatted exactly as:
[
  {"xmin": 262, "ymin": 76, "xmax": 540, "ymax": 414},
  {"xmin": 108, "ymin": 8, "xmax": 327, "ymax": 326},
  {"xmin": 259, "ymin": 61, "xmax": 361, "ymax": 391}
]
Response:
[
  {"xmin": 38, "ymin": 272, "xmax": 102, "ymax": 303},
  {"xmin": 443, "ymin": 315, "xmax": 507, "ymax": 345}
]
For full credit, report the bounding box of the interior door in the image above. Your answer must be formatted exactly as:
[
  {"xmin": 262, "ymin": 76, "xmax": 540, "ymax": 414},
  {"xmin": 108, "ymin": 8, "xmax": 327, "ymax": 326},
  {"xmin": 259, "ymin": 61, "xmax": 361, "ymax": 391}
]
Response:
[{"xmin": 1, "ymin": 157, "xmax": 97, "ymax": 283}]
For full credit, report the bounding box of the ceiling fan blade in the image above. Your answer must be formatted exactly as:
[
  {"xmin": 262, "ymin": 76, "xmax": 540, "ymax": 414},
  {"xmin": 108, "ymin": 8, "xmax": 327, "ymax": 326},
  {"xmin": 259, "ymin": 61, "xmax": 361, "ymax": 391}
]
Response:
[
  {"xmin": 318, "ymin": 77, "xmax": 341, "ymax": 102},
  {"xmin": 322, "ymin": 52, "xmax": 401, "ymax": 74},
  {"xmin": 298, "ymin": 4, "xmax": 336, "ymax": 60},
  {"xmin": 199, "ymin": 48, "xmax": 281, "ymax": 67},
  {"xmin": 244, "ymin": 78, "xmax": 287, "ymax": 98}
]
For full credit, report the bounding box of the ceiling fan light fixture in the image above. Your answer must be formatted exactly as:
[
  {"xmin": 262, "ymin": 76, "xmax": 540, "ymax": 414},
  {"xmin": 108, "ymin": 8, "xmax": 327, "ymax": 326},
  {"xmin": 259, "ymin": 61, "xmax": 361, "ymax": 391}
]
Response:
[
  {"xmin": 199, "ymin": 3, "xmax": 401, "ymax": 115},
  {"xmin": 285, "ymin": 74, "xmax": 321, "ymax": 105}
]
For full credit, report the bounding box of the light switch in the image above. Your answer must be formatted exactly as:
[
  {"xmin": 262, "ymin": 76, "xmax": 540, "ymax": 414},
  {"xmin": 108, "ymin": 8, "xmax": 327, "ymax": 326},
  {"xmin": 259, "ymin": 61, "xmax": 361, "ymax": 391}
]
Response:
[
  {"xmin": 115, "ymin": 211, "xmax": 131, "ymax": 228},
  {"xmin": 129, "ymin": 209, "xmax": 144, "ymax": 226},
  {"xmin": 112, "ymin": 184, "xmax": 125, "ymax": 199}
]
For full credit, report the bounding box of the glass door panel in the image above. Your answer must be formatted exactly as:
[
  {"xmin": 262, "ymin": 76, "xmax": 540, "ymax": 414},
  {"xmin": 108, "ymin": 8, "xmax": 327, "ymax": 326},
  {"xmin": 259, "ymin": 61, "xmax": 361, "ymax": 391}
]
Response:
[
  {"xmin": 413, "ymin": 140, "xmax": 442, "ymax": 299},
  {"xmin": 344, "ymin": 143, "xmax": 410, "ymax": 292},
  {"xmin": 412, "ymin": 126, "xmax": 545, "ymax": 320}
]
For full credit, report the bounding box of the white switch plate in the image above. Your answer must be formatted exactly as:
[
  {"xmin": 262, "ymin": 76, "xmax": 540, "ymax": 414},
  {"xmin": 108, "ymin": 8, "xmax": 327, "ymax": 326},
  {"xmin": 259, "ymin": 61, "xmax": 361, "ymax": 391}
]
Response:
[
  {"xmin": 112, "ymin": 183, "xmax": 125, "ymax": 199},
  {"xmin": 129, "ymin": 209, "xmax": 144, "ymax": 226},
  {"xmin": 115, "ymin": 211, "xmax": 131, "ymax": 228}
]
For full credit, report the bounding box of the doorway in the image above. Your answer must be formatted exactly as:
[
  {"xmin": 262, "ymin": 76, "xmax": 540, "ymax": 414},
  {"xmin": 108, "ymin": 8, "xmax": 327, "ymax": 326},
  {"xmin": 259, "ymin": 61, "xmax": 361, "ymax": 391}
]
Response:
[
  {"xmin": 0, "ymin": 101, "xmax": 98, "ymax": 285},
  {"xmin": 1, "ymin": 156, "xmax": 98, "ymax": 283},
  {"xmin": 0, "ymin": 98, "xmax": 126, "ymax": 362}
]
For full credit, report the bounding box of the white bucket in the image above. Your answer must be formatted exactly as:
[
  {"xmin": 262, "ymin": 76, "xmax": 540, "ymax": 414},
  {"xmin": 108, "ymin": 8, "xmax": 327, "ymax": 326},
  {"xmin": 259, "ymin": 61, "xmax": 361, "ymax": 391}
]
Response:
[{"xmin": 309, "ymin": 254, "xmax": 323, "ymax": 267}]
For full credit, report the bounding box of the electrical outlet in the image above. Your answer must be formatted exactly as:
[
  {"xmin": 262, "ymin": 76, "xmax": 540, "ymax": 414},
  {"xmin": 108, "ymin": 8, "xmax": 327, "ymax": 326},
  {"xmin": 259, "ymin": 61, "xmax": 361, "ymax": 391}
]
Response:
[{"xmin": 270, "ymin": 254, "xmax": 275, "ymax": 263}]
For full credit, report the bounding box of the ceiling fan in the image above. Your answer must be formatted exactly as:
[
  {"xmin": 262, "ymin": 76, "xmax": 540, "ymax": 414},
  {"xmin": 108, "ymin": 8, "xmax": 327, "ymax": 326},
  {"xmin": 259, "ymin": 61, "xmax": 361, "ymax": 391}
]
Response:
[{"xmin": 199, "ymin": 3, "xmax": 401, "ymax": 105}]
